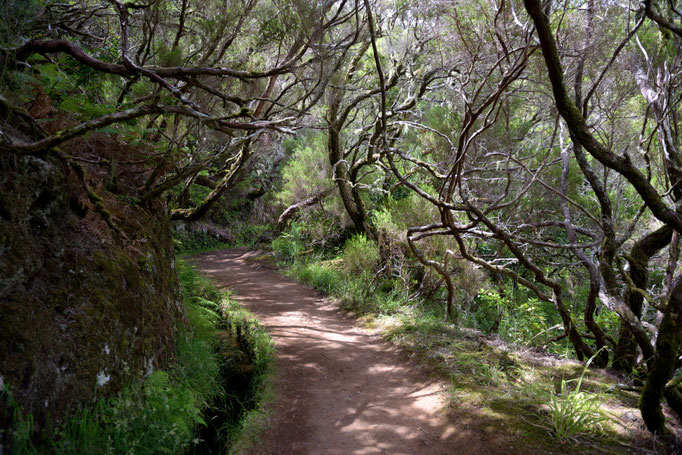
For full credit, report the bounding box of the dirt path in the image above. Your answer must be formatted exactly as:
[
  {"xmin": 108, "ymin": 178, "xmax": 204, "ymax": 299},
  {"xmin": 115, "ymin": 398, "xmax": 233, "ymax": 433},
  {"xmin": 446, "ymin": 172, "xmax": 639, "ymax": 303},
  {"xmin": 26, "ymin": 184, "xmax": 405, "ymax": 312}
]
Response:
[{"xmin": 191, "ymin": 249, "xmax": 519, "ymax": 455}]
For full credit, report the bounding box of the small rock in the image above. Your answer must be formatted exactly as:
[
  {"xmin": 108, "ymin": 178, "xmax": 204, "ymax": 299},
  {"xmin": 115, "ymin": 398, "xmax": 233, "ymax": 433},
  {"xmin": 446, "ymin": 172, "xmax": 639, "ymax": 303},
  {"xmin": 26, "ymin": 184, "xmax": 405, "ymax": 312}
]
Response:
[{"xmin": 621, "ymin": 411, "xmax": 639, "ymax": 422}]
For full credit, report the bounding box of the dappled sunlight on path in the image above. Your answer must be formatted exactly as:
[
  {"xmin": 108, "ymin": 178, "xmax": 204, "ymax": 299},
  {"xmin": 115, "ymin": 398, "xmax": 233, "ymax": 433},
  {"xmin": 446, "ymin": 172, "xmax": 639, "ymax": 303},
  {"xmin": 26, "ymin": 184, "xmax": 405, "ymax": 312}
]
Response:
[{"xmin": 191, "ymin": 249, "xmax": 519, "ymax": 454}]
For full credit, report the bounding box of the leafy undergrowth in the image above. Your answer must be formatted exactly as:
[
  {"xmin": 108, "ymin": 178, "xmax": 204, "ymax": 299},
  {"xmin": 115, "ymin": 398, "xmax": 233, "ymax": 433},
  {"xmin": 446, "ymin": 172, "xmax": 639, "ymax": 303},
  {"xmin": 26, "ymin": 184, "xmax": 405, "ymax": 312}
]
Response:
[
  {"xmin": 173, "ymin": 228, "xmax": 232, "ymax": 255},
  {"xmin": 1, "ymin": 262, "xmax": 275, "ymax": 455},
  {"xmin": 173, "ymin": 222, "xmax": 272, "ymax": 255},
  {"xmin": 178, "ymin": 263, "xmax": 277, "ymax": 455},
  {"xmin": 278, "ymin": 255, "xmax": 669, "ymax": 454}
]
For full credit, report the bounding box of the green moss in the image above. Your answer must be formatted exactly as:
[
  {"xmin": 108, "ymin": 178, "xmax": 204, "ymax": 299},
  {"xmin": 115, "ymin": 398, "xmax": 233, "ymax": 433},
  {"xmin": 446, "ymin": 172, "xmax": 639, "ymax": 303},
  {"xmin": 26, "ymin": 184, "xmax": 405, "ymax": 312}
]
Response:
[
  {"xmin": 71, "ymin": 162, "xmax": 86, "ymax": 179},
  {"xmin": 1, "ymin": 120, "xmax": 185, "ymax": 451},
  {"xmin": 2, "ymin": 261, "xmax": 272, "ymax": 454},
  {"xmin": 87, "ymin": 191, "xmax": 103, "ymax": 204}
]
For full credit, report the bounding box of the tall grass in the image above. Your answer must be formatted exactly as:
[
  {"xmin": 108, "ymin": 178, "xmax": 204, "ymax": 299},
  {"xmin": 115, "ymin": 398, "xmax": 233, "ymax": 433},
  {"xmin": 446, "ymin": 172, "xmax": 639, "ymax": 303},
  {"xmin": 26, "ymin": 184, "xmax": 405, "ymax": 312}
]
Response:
[{"xmin": 545, "ymin": 349, "xmax": 609, "ymax": 442}]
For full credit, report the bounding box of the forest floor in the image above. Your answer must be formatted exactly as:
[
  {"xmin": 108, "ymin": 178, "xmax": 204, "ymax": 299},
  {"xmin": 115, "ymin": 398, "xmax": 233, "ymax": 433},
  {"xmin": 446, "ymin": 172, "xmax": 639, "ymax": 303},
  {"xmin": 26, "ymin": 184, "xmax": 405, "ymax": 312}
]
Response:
[{"xmin": 190, "ymin": 248, "xmax": 663, "ymax": 454}]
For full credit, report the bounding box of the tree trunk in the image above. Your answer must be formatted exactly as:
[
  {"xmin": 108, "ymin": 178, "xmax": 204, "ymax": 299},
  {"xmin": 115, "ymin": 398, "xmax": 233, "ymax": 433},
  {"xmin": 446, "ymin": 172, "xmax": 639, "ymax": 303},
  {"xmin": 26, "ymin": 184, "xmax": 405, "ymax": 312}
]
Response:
[
  {"xmin": 639, "ymin": 276, "xmax": 682, "ymax": 436},
  {"xmin": 613, "ymin": 226, "xmax": 673, "ymax": 371},
  {"xmin": 327, "ymin": 96, "xmax": 375, "ymax": 239},
  {"xmin": 664, "ymin": 374, "xmax": 682, "ymax": 421}
]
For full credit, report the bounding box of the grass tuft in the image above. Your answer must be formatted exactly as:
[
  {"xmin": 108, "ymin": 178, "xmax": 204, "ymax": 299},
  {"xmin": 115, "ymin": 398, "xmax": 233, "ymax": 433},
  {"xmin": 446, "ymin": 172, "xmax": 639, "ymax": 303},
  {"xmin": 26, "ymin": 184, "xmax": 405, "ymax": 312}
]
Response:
[{"xmin": 544, "ymin": 350, "xmax": 609, "ymax": 443}]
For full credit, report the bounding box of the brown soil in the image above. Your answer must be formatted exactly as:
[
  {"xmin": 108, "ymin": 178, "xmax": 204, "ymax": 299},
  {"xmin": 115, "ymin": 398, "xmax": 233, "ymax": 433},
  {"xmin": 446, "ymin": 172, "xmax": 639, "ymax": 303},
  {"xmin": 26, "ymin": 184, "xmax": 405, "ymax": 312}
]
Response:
[{"xmin": 191, "ymin": 249, "xmax": 544, "ymax": 455}]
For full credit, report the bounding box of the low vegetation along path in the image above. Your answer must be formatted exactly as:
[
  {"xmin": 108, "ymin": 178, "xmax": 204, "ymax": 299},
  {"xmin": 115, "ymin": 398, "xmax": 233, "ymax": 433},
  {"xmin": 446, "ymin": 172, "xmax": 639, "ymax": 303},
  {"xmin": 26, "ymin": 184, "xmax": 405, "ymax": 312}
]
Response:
[{"xmin": 192, "ymin": 248, "xmax": 515, "ymax": 454}]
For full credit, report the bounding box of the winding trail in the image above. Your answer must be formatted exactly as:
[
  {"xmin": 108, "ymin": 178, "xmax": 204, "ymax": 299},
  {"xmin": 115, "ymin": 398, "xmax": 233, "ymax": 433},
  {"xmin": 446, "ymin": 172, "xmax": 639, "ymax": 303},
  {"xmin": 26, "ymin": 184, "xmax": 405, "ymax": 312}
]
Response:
[{"xmin": 191, "ymin": 249, "xmax": 519, "ymax": 454}]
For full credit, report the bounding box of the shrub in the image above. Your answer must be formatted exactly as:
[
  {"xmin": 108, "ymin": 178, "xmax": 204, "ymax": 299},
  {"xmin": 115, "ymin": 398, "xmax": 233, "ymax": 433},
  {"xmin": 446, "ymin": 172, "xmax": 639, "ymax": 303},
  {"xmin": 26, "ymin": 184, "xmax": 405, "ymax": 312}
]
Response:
[
  {"xmin": 233, "ymin": 223, "xmax": 272, "ymax": 247},
  {"xmin": 93, "ymin": 369, "xmax": 209, "ymax": 454},
  {"xmin": 276, "ymin": 133, "xmax": 331, "ymax": 206},
  {"xmin": 173, "ymin": 225, "xmax": 230, "ymax": 254},
  {"xmin": 342, "ymin": 234, "xmax": 380, "ymax": 275},
  {"xmin": 295, "ymin": 262, "xmax": 342, "ymax": 294},
  {"xmin": 272, "ymin": 235, "xmax": 303, "ymax": 262}
]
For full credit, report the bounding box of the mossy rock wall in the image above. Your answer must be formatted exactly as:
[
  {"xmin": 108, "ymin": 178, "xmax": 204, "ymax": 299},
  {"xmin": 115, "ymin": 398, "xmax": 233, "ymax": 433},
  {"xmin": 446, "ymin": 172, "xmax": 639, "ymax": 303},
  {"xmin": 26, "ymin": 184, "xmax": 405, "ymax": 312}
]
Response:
[{"xmin": 0, "ymin": 143, "xmax": 182, "ymax": 437}]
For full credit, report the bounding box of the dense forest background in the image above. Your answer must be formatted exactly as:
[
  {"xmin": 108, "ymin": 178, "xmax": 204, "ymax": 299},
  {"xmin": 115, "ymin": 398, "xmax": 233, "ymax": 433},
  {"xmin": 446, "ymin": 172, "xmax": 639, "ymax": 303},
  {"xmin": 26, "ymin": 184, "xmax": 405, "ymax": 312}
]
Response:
[{"xmin": 1, "ymin": 0, "xmax": 682, "ymax": 452}]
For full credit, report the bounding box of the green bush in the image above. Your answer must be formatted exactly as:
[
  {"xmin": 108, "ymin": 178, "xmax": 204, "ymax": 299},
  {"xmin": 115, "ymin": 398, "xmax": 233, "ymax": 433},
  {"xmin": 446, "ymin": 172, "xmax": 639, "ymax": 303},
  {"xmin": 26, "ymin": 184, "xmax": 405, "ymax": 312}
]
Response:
[
  {"xmin": 469, "ymin": 288, "xmax": 575, "ymax": 355},
  {"xmin": 0, "ymin": 0, "xmax": 43, "ymax": 46},
  {"xmin": 92, "ymin": 369, "xmax": 209, "ymax": 454},
  {"xmin": 294, "ymin": 262, "xmax": 342, "ymax": 294},
  {"xmin": 173, "ymin": 228, "xmax": 229, "ymax": 254},
  {"xmin": 342, "ymin": 234, "xmax": 380, "ymax": 275},
  {"xmin": 272, "ymin": 223, "xmax": 305, "ymax": 262},
  {"xmin": 272, "ymin": 236, "xmax": 301, "ymax": 261},
  {"xmin": 234, "ymin": 223, "xmax": 271, "ymax": 247},
  {"xmin": 276, "ymin": 133, "xmax": 331, "ymax": 206},
  {"xmin": 472, "ymin": 289, "xmax": 506, "ymax": 331}
]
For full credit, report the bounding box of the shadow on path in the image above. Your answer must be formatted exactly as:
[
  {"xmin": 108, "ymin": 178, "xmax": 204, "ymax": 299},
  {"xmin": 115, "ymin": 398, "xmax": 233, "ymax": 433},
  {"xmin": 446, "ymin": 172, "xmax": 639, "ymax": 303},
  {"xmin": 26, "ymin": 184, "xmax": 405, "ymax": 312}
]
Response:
[{"xmin": 191, "ymin": 249, "xmax": 525, "ymax": 455}]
